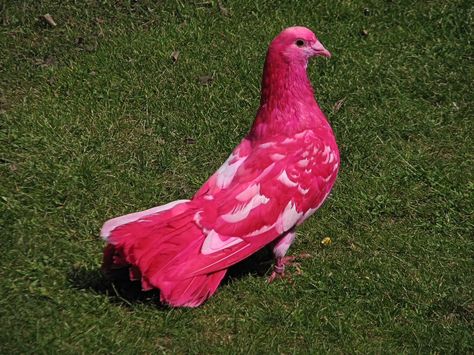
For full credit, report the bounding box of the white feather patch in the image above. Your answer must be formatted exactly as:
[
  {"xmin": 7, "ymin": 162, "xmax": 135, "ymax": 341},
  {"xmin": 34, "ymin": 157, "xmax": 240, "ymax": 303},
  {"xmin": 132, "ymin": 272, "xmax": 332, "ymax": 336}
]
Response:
[
  {"xmin": 298, "ymin": 186, "xmax": 310, "ymax": 195},
  {"xmin": 297, "ymin": 159, "xmax": 309, "ymax": 168},
  {"xmin": 295, "ymin": 131, "xmax": 308, "ymax": 139},
  {"xmin": 259, "ymin": 142, "xmax": 274, "ymax": 148},
  {"xmin": 236, "ymin": 184, "xmax": 260, "ymax": 202},
  {"xmin": 247, "ymin": 224, "xmax": 274, "ymax": 237},
  {"xmin": 277, "ymin": 170, "xmax": 298, "ymax": 187},
  {"xmin": 201, "ymin": 230, "xmax": 244, "ymax": 255},
  {"xmin": 328, "ymin": 153, "xmax": 335, "ymax": 164},
  {"xmin": 322, "ymin": 146, "xmax": 331, "ymax": 164},
  {"xmin": 277, "ymin": 201, "xmax": 303, "ymax": 233},
  {"xmin": 221, "ymin": 193, "xmax": 270, "ymax": 223},
  {"xmin": 193, "ymin": 211, "xmax": 203, "ymax": 227},
  {"xmin": 273, "ymin": 231, "xmax": 296, "ymax": 258},
  {"xmin": 216, "ymin": 153, "xmax": 246, "ymax": 189},
  {"xmin": 271, "ymin": 153, "xmax": 285, "ymax": 161}
]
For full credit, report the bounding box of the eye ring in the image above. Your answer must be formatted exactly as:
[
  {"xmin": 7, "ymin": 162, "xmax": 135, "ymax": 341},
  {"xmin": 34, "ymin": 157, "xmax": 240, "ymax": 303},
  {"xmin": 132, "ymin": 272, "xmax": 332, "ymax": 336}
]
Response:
[{"xmin": 295, "ymin": 39, "xmax": 305, "ymax": 47}]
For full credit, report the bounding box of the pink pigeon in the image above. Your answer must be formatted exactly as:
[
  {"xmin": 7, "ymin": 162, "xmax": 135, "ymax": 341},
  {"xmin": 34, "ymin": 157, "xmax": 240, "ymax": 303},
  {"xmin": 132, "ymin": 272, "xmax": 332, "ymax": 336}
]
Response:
[{"xmin": 100, "ymin": 26, "xmax": 339, "ymax": 307}]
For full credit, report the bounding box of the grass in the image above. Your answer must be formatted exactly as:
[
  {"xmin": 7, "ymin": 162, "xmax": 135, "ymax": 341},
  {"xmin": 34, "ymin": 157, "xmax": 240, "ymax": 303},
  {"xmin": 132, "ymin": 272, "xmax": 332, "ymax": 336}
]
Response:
[{"xmin": 1, "ymin": 0, "xmax": 473, "ymax": 353}]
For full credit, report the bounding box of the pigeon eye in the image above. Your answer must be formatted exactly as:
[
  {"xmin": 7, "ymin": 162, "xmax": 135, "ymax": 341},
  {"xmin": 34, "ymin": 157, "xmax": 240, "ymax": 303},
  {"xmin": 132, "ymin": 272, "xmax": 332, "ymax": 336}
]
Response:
[{"xmin": 295, "ymin": 39, "xmax": 305, "ymax": 47}]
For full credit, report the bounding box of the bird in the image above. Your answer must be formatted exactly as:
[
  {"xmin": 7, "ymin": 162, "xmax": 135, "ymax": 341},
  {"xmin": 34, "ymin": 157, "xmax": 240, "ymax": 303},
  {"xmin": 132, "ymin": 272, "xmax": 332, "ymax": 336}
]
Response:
[{"xmin": 100, "ymin": 26, "xmax": 339, "ymax": 307}]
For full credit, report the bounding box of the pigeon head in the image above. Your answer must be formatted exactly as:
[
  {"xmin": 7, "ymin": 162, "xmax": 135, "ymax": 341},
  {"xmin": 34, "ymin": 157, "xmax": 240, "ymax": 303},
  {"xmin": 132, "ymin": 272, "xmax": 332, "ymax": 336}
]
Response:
[
  {"xmin": 253, "ymin": 26, "xmax": 331, "ymax": 137},
  {"xmin": 268, "ymin": 26, "xmax": 331, "ymax": 64}
]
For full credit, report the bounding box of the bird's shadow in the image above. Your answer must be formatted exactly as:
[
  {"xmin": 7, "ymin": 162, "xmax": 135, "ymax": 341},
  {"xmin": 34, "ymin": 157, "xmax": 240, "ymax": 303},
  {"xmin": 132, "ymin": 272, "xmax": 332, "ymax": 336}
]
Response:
[
  {"xmin": 68, "ymin": 247, "xmax": 274, "ymax": 307},
  {"xmin": 223, "ymin": 246, "xmax": 273, "ymax": 283}
]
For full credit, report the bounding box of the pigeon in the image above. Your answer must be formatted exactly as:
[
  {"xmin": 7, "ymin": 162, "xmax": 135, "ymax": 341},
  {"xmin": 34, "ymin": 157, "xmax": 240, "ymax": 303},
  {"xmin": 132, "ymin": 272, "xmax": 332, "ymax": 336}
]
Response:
[{"xmin": 100, "ymin": 26, "xmax": 339, "ymax": 307}]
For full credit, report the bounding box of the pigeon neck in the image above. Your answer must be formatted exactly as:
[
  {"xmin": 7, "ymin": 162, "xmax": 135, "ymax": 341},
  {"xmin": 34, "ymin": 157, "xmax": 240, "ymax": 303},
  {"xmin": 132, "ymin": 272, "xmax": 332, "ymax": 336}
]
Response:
[{"xmin": 250, "ymin": 53, "xmax": 325, "ymax": 139}]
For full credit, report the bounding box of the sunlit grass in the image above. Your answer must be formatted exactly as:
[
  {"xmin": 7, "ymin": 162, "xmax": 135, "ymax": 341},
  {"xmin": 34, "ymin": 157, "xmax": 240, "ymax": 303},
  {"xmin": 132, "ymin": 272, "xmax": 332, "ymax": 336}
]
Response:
[{"xmin": 1, "ymin": 0, "xmax": 472, "ymax": 353}]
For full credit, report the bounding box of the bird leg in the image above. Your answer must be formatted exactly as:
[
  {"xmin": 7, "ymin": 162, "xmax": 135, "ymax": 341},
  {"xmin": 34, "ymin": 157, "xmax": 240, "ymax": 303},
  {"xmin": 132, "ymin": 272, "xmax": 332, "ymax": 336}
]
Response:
[{"xmin": 268, "ymin": 229, "xmax": 310, "ymax": 283}]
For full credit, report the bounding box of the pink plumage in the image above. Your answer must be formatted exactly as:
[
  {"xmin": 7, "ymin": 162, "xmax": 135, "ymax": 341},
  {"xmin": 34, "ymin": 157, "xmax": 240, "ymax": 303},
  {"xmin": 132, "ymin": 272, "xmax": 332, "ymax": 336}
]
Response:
[{"xmin": 100, "ymin": 26, "xmax": 339, "ymax": 307}]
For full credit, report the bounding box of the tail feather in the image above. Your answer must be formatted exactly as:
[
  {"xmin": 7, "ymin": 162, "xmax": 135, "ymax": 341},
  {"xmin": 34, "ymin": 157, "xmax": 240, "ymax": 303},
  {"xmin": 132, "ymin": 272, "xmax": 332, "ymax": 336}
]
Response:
[
  {"xmin": 101, "ymin": 200, "xmax": 227, "ymax": 307},
  {"xmin": 100, "ymin": 199, "xmax": 189, "ymax": 240},
  {"xmin": 158, "ymin": 270, "xmax": 227, "ymax": 307}
]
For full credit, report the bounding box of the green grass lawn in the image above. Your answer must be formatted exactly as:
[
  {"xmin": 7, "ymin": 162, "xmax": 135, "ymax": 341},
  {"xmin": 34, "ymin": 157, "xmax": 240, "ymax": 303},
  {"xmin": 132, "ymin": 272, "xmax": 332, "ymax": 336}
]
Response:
[{"xmin": 1, "ymin": 0, "xmax": 473, "ymax": 353}]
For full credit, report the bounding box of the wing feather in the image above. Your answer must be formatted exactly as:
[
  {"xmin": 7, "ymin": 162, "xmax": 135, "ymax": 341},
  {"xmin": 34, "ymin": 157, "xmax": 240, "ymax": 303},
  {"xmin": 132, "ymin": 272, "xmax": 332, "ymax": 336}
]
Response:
[{"xmin": 171, "ymin": 131, "xmax": 338, "ymax": 276}]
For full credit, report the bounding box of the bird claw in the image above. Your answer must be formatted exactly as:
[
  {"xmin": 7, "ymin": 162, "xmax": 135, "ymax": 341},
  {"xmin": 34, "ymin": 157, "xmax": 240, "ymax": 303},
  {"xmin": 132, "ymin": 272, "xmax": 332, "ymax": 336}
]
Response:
[
  {"xmin": 267, "ymin": 253, "xmax": 311, "ymax": 283},
  {"xmin": 267, "ymin": 271, "xmax": 282, "ymax": 283}
]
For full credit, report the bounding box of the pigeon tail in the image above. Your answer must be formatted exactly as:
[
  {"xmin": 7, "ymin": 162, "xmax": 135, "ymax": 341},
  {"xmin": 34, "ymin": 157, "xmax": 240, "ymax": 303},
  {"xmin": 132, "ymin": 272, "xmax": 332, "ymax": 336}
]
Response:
[{"xmin": 101, "ymin": 200, "xmax": 227, "ymax": 307}]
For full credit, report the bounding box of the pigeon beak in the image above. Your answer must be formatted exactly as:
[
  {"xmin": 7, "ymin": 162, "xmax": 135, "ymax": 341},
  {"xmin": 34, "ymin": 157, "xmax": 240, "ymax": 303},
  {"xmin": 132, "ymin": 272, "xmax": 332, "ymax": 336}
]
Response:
[{"xmin": 311, "ymin": 40, "xmax": 331, "ymax": 58}]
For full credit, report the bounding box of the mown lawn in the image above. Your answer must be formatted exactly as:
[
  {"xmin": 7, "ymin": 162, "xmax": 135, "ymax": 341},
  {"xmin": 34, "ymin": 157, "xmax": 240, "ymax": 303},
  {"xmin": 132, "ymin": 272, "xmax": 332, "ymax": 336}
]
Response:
[{"xmin": 1, "ymin": 0, "xmax": 472, "ymax": 353}]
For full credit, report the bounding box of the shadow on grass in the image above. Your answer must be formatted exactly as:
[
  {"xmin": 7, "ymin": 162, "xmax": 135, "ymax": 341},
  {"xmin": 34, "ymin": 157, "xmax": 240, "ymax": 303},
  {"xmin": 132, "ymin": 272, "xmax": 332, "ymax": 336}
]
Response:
[
  {"xmin": 67, "ymin": 266, "xmax": 165, "ymax": 308},
  {"xmin": 68, "ymin": 247, "xmax": 274, "ymax": 307},
  {"xmin": 223, "ymin": 246, "xmax": 273, "ymax": 284}
]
